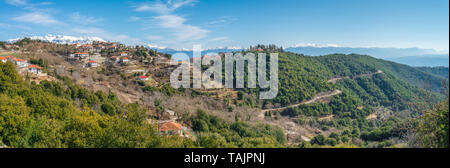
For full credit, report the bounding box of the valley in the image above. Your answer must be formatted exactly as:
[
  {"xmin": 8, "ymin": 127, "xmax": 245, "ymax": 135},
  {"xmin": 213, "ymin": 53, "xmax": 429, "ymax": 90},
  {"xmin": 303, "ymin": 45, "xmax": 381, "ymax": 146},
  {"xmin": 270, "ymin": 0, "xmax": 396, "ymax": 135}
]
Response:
[{"xmin": 0, "ymin": 39, "xmax": 448, "ymax": 148}]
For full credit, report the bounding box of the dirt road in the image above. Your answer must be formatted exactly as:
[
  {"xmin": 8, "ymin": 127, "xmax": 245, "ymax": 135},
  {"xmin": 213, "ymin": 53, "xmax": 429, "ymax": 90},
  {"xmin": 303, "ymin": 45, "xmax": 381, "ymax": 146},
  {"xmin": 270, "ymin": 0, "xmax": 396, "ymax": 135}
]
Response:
[{"xmin": 261, "ymin": 89, "xmax": 343, "ymax": 113}]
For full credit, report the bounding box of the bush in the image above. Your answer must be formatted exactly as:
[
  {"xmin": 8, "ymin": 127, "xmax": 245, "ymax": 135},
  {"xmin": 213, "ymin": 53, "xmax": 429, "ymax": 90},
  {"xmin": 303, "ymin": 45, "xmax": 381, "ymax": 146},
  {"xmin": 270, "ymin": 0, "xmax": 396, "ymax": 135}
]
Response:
[
  {"xmin": 101, "ymin": 103, "xmax": 116, "ymax": 115},
  {"xmin": 310, "ymin": 134, "xmax": 326, "ymax": 145},
  {"xmin": 326, "ymin": 138, "xmax": 338, "ymax": 146}
]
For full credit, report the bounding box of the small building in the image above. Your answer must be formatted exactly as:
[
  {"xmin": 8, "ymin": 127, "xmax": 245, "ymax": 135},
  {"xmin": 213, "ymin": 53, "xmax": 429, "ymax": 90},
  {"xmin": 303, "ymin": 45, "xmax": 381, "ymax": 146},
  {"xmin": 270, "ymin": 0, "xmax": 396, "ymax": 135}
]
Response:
[
  {"xmin": 5, "ymin": 56, "xmax": 15, "ymax": 61},
  {"xmin": 14, "ymin": 59, "xmax": 28, "ymax": 67},
  {"xmin": 138, "ymin": 75, "xmax": 149, "ymax": 81},
  {"xmin": 0, "ymin": 56, "xmax": 16, "ymax": 63},
  {"xmin": 88, "ymin": 60, "xmax": 98, "ymax": 67},
  {"xmin": 28, "ymin": 65, "xmax": 42, "ymax": 74},
  {"xmin": 120, "ymin": 57, "xmax": 129, "ymax": 63},
  {"xmin": 75, "ymin": 52, "xmax": 89, "ymax": 57},
  {"xmin": 159, "ymin": 122, "xmax": 182, "ymax": 136},
  {"xmin": 110, "ymin": 56, "xmax": 119, "ymax": 62},
  {"xmin": 120, "ymin": 52, "xmax": 128, "ymax": 56}
]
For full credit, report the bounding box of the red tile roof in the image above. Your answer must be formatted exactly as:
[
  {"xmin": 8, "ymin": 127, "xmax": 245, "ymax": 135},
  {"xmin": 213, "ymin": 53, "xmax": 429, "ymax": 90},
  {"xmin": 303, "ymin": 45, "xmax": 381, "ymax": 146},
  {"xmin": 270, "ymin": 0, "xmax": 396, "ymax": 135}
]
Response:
[
  {"xmin": 139, "ymin": 75, "xmax": 148, "ymax": 79},
  {"xmin": 159, "ymin": 122, "xmax": 182, "ymax": 132},
  {"xmin": 28, "ymin": 64, "xmax": 42, "ymax": 69},
  {"xmin": 14, "ymin": 59, "xmax": 26, "ymax": 62},
  {"xmin": 88, "ymin": 61, "xmax": 97, "ymax": 63},
  {"xmin": 121, "ymin": 57, "xmax": 129, "ymax": 60}
]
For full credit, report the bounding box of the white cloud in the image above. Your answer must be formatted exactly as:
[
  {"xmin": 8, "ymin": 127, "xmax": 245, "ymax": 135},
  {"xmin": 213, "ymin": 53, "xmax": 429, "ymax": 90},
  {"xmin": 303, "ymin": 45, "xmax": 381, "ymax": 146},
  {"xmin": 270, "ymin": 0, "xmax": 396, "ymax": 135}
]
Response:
[
  {"xmin": 5, "ymin": 0, "xmax": 27, "ymax": 6},
  {"xmin": 134, "ymin": 0, "xmax": 208, "ymax": 43},
  {"xmin": 129, "ymin": 16, "xmax": 142, "ymax": 21},
  {"xmin": 134, "ymin": 0, "xmax": 196, "ymax": 14},
  {"xmin": 203, "ymin": 16, "xmax": 237, "ymax": 28},
  {"xmin": 70, "ymin": 12, "xmax": 103, "ymax": 24},
  {"xmin": 12, "ymin": 12, "xmax": 59, "ymax": 25},
  {"xmin": 154, "ymin": 15, "xmax": 209, "ymax": 41}
]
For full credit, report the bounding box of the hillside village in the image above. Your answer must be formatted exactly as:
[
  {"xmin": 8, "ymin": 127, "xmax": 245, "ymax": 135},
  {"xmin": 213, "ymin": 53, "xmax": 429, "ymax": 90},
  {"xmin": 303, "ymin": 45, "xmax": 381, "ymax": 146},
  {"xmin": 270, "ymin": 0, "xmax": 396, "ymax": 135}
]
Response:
[
  {"xmin": 0, "ymin": 38, "xmax": 380, "ymax": 146},
  {"xmin": 1, "ymin": 39, "xmax": 198, "ymax": 139},
  {"xmin": 1, "ymin": 39, "xmax": 325, "ymax": 144}
]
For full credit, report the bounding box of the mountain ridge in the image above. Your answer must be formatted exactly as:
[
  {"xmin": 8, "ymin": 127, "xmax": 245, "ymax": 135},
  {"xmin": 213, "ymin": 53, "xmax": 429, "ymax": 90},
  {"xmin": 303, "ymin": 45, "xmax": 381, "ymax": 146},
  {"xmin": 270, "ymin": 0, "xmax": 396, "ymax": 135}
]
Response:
[{"xmin": 7, "ymin": 34, "xmax": 106, "ymax": 44}]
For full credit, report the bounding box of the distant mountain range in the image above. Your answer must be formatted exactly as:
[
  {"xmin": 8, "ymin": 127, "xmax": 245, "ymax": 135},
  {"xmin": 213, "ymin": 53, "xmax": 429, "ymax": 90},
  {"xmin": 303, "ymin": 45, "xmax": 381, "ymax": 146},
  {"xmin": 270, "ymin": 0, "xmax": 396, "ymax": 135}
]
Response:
[
  {"xmin": 7, "ymin": 34, "xmax": 105, "ymax": 44},
  {"xmin": 147, "ymin": 45, "xmax": 245, "ymax": 57},
  {"xmin": 149, "ymin": 45, "xmax": 449, "ymax": 67},
  {"xmin": 284, "ymin": 46, "xmax": 442, "ymax": 58},
  {"xmin": 283, "ymin": 46, "xmax": 448, "ymax": 67},
  {"xmin": 386, "ymin": 54, "xmax": 449, "ymax": 67},
  {"xmin": 5, "ymin": 35, "xmax": 448, "ymax": 67}
]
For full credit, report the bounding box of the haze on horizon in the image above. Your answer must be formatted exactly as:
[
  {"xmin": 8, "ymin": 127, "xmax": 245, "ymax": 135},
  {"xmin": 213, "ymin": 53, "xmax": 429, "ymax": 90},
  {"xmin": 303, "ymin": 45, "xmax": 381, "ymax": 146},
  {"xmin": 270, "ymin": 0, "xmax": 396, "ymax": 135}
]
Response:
[{"xmin": 0, "ymin": 0, "xmax": 448, "ymax": 52}]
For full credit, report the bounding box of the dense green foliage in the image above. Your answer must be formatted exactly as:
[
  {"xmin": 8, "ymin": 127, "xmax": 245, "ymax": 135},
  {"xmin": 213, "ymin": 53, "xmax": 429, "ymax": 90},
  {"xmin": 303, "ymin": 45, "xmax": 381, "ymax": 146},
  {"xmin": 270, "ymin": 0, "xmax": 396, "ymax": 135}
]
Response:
[
  {"xmin": 411, "ymin": 97, "xmax": 449, "ymax": 148},
  {"xmin": 0, "ymin": 62, "xmax": 194, "ymax": 148},
  {"xmin": 191, "ymin": 109, "xmax": 286, "ymax": 148},
  {"xmin": 0, "ymin": 62, "xmax": 286, "ymax": 148},
  {"xmin": 417, "ymin": 66, "xmax": 449, "ymax": 79},
  {"xmin": 317, "ymin": 54, "xmax": 448, "ymax": 92},
  {"xmin": 0, "ymin": 41, "xmax": 5, "ymax": 49}
]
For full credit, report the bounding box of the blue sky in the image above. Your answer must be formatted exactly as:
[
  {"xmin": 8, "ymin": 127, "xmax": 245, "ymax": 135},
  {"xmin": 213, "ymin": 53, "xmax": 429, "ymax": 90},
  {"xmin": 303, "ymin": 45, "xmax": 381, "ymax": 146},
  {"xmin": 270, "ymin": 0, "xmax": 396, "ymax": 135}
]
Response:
[{"xmin": 0, "ymin": 0, "xmax": 448, "ymax": 51}]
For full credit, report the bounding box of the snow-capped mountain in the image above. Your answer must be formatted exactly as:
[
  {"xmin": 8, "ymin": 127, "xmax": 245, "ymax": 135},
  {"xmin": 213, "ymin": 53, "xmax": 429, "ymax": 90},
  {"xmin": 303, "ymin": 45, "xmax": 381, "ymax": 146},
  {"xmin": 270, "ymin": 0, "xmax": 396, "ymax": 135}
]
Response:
[
  {"xmin": 147, "ymin": 45, "xmax": 245, "ymax": 57},
  {"xmin": 8, "ymin": 34, "xmax": 106, "ymax": 44},
  {"xmin": 284, "ymin": 46, "xmax": 441, "ymax": 59}
]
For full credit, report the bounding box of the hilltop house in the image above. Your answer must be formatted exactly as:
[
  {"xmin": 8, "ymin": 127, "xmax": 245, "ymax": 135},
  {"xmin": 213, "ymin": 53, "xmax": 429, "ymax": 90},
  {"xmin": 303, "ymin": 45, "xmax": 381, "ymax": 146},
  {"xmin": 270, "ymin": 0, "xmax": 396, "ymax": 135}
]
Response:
[
  {"xmin": 120, "ymin": 57, "xmax": 129, "ymax": 63},
  {"xmin": 75, "ymin": 52, "xmax": 89, "ymax": 58},
  {"xmin": 28, "ymin": 65, "xmax": 42, "ymax": 74},
  {"xmin": 88, "ymin": 60, "xmax": 98, "ymax": 67},
  {"xmin": 110, "ymin": 56, "xmax": 119, "ymax": 62},
  {"xmin": 159, "ymin": 122, "xmax": 183, "ymax": 136},
  {"xmin": 0, "ymin": 56, "xmax": 15, "ymax": 63},
  {"xmin": 14, "ymin": 59, "xmax": 28, "ymax": 67},
  {"xmin": 6, "ymin": 56, "xmax": 15, "ymax": 61},
  {"xmin": 120, "ymin": 52, "xmax": 128, "ymax": 57},
  {"xmin": 138, "ymin": 75, "xmax": 149, "ymax": 81}
]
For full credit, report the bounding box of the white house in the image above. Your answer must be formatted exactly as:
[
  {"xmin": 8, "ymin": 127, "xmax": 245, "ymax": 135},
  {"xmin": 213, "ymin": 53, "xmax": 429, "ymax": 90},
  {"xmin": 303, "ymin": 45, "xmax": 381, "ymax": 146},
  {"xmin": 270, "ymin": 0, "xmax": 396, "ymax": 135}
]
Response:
[
  {"xmin": 88, "ymin": 60, "xmax": 98, "ymax": 67},
  {"xmin": 120, "ymin": 57, "xmax": 129, "ymax": 63},
  {"xmin": 14, "ymin": 59, "xmax": 28, "ymax": 67},
  {"xmin": 110, "ymin": 56, "xmax": 119, "ymax": 62},
  {"xmin": 0, "ymin": 56, "xmax": 15, "ymax": 63},
  {"xmin": 120, "ymin": 52, "xmax": 128, "ymax": 57},
  {"xmin": 138, "ymin": 75, "xmax": 149, "ymax": 81},
  {"xmin": 28, "ymin": 65, "xmax": 42, "ymax": 74},
  {"xmin": 75, "ymin": 52, "xmax": 89, "ymax": 57}
]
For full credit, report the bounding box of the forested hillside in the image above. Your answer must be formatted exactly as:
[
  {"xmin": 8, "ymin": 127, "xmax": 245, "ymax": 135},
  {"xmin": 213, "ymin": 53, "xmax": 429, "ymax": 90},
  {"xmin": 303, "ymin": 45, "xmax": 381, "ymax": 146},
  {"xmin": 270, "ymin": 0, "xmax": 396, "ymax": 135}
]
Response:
[
  {"xmin": 261, "ymin": 52, "xmax": 443, "ymax": 112},
  {"xmin": 0, "ymin": 62, "xmax": 285, "ymax": 148},
  {"xmin": 247, "ymin": 51, "xmax": 447, "ymax": 147},
  {"xmin": 1, "ymin": 44, "xmax": 448, "ymax": 148},
  {"xmin": 417, "ymin": 66, "xmax": 449, "ymax": 79}
]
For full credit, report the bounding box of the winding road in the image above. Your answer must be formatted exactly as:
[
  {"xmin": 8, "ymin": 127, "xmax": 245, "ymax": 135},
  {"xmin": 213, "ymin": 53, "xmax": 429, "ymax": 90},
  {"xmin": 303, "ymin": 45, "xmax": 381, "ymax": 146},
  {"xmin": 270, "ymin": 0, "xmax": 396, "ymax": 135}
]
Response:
[
  {"xmin": 261, "ymin": 89, "xmax": 342, "ymax": 113},
  {"xmin": 261, "ymin": 70, "xmax": 383, "ymax": 113}
]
